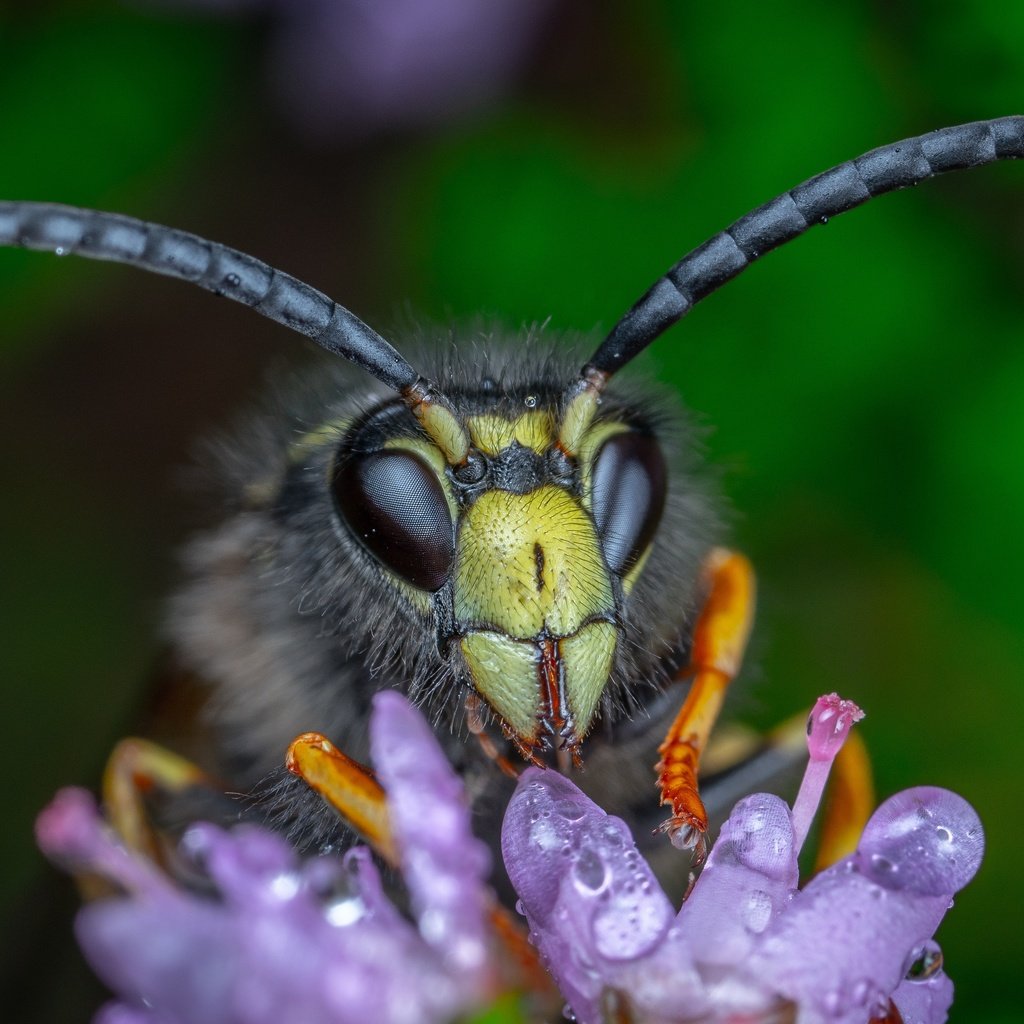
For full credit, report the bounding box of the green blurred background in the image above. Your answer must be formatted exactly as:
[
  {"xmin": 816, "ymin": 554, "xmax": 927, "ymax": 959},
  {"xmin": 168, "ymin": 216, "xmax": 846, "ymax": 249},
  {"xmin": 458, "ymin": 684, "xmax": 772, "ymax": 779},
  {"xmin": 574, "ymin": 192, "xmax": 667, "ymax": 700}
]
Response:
[{"xmin": 1, "ymin": 1, "xmax": 1022, "ymax": 1021}]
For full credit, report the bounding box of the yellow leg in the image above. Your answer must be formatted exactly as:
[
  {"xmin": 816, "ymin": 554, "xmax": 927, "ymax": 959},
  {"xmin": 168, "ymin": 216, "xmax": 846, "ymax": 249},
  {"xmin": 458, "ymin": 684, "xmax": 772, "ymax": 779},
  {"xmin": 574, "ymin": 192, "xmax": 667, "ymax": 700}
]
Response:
[
  {"xmin": 102, "ymin": 737, "xmax": 209, "ymax": 862},
  {"xmin": 656, "ymin": 548, "xmax": 755, "ymax": 857}
]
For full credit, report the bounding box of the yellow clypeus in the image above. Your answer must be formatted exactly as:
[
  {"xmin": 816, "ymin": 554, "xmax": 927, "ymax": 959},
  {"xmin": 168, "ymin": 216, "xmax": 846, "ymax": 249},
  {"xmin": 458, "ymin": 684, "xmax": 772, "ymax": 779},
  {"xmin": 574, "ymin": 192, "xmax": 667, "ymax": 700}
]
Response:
[{"xmin": 454, "ymin": 485, "xmax": 613, "ymax": 638}]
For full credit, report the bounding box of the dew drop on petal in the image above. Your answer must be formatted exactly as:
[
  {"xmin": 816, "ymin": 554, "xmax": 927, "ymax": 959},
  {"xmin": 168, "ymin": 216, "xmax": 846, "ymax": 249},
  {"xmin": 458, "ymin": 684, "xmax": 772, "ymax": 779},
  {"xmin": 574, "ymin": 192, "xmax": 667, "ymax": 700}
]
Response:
[
  {"xmin": 592, "ymin": 889, "xmax": 671, "ymax": 961},
  {"xmin": 742, "ymin": 890, "xmax": 773, "ymax": 934},
  {"xmin": 269, "ymin": 872, "xmax": 300, "ymax": 902},
  {"xmin": 849, "ymin": 977, "xmax": 873, "ymax": 1007},
  {"xmin": 905, "ymin": 941, "xmax": 944, "ymax": 981},
  {"xmin": 858, "ymin": 787, "xmax": 984, "ymax": 896},
  {"xmin": 324, "ymin": 895, "xmax": 364, "ymax": 927},
  {"xmin": 553, "ymin": 798, "xmax": 587, "ymax": 822},
  {"xmin": 572, "ymin": 847, "xmax": 610, "ymax": 895},
  {"xmin": 530, "ymin": 817, "xmax": 564, "ymax": 853}
]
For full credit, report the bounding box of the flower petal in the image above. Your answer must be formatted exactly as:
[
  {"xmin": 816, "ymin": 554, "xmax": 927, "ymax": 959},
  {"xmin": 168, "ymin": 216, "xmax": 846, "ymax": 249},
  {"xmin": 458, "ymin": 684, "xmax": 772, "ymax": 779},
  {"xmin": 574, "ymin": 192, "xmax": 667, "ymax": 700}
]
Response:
[
  {"xmin": 677, "ymin": 794, "xmax": 798, "ymax": 970},
  {"xmin": 503, "ymin": 768, "xmax": 707, "ymax": 1024},
  {"xmin": 369, "ymin": 690, "xmax": 493, "ymax": 979},
  {"xmin": 747, "ymin": 787, "xmax": 984, "ymax": 1024}
]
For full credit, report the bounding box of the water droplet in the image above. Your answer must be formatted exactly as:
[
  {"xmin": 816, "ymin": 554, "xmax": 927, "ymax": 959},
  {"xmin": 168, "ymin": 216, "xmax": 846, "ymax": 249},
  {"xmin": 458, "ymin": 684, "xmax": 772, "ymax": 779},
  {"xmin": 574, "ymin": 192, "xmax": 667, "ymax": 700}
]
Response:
[
  {"xmin": 572, "ymin": 847, "xmax": 609, "ymax": 894},
  {"xmin": 872, "ymin": 853, "xmax": 895, "ymax": 873},
  {"xmin": 224, "ymin": 272, "xmax": 241, "ymax": 288},
  {"xmin": 742, "ymin": 889, "xmax": 773, "ymax": 933},
  {"xmin": 744, "ymin": 804, "xmax": 768, "ymax": 832},
  {"xmin": 268, "ymin": 872, "xmax": 300, "ymax": 901},
  {"xmin": 850, "ymin": 978, "xmax": 872, "ymax": 1005},
  {"xmin": 525, "ymin": 394, "xmax": 538, "ymax": 408},
  {"xmin": 552, "ymin": 798, "xmax": 586, "ymax": 822},
  {"xmin": 530, "ymin": 817, "xmax": 562, "ymax": 852},
  {"xmin": 325, "ymin": 895, "xmax": 364, "ymax": 927},
  {"xmin": 514, "ymin": 898, "xmax": 526, "ymax": 917},
  {"xmin": 591, "ymin": 891, "xmax": 670, "ymax": 960},
  {"xmin": 53, "ymin": 246, "xmax": 67, "ymax": 257},
  {"xmin": 820, "ymin": 215, "xmax": 830, "ymax": 225},
  {"xmin": 906, "ymin": 941, "xmax": 944, "ymax": 981},
  {"xmin": 935, "ymin": 825, "xmax": 952, "ymax": 842}
]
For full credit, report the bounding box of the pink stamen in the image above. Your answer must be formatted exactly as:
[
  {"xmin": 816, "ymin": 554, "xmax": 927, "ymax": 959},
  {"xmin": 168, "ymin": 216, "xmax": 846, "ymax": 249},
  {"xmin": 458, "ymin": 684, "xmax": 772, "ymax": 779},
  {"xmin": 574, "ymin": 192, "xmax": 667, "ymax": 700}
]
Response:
[{"xmin": 791, "ymin": 694, "xmax": 864, "ymax": 853}]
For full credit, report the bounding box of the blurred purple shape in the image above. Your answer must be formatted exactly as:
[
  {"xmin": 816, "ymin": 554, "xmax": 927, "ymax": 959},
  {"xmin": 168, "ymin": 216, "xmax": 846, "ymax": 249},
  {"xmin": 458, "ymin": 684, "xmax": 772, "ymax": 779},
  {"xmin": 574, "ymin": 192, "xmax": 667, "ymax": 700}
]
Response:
[
  {"xmin": 37, "ymin": 692, "xmax": 497, "ymax": 1024},
  {"xmin": 370, "ymin": 689, "xmax": 493, "ymax": 979},
  {"xmin": 147, "ymin": 0, "xmax": 554, "ymax": 136}
]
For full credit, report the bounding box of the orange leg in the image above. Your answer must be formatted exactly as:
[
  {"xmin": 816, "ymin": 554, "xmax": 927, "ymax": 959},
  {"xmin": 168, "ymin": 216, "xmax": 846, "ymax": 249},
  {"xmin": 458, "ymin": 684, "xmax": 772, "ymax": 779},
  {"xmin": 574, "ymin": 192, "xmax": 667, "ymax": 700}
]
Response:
[
  {"xmin": 656, "ymin": 548, "xmax": 755, "ymax": 858},
  {"xmin": 287, "ymin": 729, "xmax": 554, "ymax": 1001},
  {"xmin": 465, "ymin": 693, "xmax": 523, "ymax": 779},
  {"xmin": 285, "ymin": 732, "xmax": 399, "ymax": 866}
]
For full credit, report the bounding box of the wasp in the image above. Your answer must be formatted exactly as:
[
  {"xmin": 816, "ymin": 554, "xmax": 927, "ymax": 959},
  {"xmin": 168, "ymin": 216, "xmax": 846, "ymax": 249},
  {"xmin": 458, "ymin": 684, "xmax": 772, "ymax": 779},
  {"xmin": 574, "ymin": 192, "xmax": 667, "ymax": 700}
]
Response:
[{"xmin": 4, "ymin": 117, "xmax": 1022, "ymax": 888}]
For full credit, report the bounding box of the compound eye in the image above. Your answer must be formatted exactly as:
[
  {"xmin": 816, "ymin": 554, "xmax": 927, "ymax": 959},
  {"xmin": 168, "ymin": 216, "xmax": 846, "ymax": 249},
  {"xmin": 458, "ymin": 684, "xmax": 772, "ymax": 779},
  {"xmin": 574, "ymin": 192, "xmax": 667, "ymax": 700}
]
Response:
[
  {"xmin": 332, "ymin": 449, "xmax": 454, "ymax": 591},
  {"xmin": 590, "ymin": 432, "xmax": 667, "ymax": 577}
]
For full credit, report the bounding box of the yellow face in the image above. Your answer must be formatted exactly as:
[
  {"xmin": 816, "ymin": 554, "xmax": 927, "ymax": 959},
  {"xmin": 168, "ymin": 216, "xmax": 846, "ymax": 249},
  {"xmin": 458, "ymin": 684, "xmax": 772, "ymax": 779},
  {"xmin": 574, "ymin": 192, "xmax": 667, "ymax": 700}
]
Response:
[{"xmin": 329, "ymin": 401, "xmax": 667, "ymax": 765}]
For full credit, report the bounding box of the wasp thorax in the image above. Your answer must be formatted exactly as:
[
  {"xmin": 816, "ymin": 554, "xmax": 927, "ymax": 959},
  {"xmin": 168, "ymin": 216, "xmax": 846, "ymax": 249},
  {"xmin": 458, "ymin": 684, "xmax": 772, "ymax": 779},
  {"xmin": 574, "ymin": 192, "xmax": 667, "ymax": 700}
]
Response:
[{"xmin": 330, "ymin": 396, "xmax": 668, "ymax": 766}]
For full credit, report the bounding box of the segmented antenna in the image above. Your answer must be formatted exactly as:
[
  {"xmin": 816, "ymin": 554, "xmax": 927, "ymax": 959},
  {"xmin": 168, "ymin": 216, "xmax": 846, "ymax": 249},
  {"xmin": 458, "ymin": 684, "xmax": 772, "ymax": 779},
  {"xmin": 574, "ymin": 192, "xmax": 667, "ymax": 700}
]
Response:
[
  {"xmin": 0, "ymin": 202, "xmax": 418, "ymax": 393},
  {"xmin": 588, "ymin": 115, "xmax": 1024, "ymax": 377},
  {"xmin": 0, "ymin": 203, "xmax": 474, "ymax": 462}
]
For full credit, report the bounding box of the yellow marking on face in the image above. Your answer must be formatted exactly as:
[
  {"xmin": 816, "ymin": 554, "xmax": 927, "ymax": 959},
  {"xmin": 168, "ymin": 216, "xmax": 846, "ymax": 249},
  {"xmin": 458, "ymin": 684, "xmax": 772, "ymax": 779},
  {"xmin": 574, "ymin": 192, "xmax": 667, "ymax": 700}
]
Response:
[
  {"xmin": 460, "ymin": 622, "xmax": 617, "ymax": 748},
  {"xmin": 460, "ymin": 632, "xmax": 540, "ymax": 741},
  {"xmin": 621, "ymin": 545, "xmax": 652, "ymax": 596},
  {"xmin": 558, "ymin": 385, "xmax": 600, "ymax": 456},
  {"xmin": 467, "ymin": 411, "xmax": 556, "ymax": 456},
  {"xmin": 414, "ymin": 400, "xmax": 470, "ymax": 465},
  {"xmin": 288, "ymin": 418, "xmax": 350, "ymax": 462},
  {"xmin": 560, "ymin": 621, "xmax": 617, "ymax": 739},
  {"xmin": 455, "ymin": 486, "xmax": 612, "ymax": 638}
]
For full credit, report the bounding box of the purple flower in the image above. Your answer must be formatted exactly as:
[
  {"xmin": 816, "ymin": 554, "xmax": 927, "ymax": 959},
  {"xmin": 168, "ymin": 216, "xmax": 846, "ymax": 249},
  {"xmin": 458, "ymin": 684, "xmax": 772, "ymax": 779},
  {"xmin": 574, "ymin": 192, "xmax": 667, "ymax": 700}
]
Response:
[
  {"xmin": 36, "ymin": 692, "xmax": 498, "ymax": 1024},
  {"xmin": 38, "ymin": 692, "xmax": 984, "ymax": 1023},
  {"xmin": 502, "ymin": 696, "xmax": 984, "ymax": 1024},
  {"xmin": 145, "ymin": 0, "xmax": 554, "ymax": 136}
]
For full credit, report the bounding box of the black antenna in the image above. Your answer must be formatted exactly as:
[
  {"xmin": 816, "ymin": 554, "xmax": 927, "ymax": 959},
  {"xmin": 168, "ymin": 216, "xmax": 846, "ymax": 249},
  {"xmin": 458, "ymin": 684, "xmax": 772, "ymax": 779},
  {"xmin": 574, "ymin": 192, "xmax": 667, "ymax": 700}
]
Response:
[
  {"xmin": 0, "ymin": 202, "xmax": 418, "ymax": 393},
  {"xmin": 587, "ymin": 116, "xmax": 1024, "ymax": 377}
]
